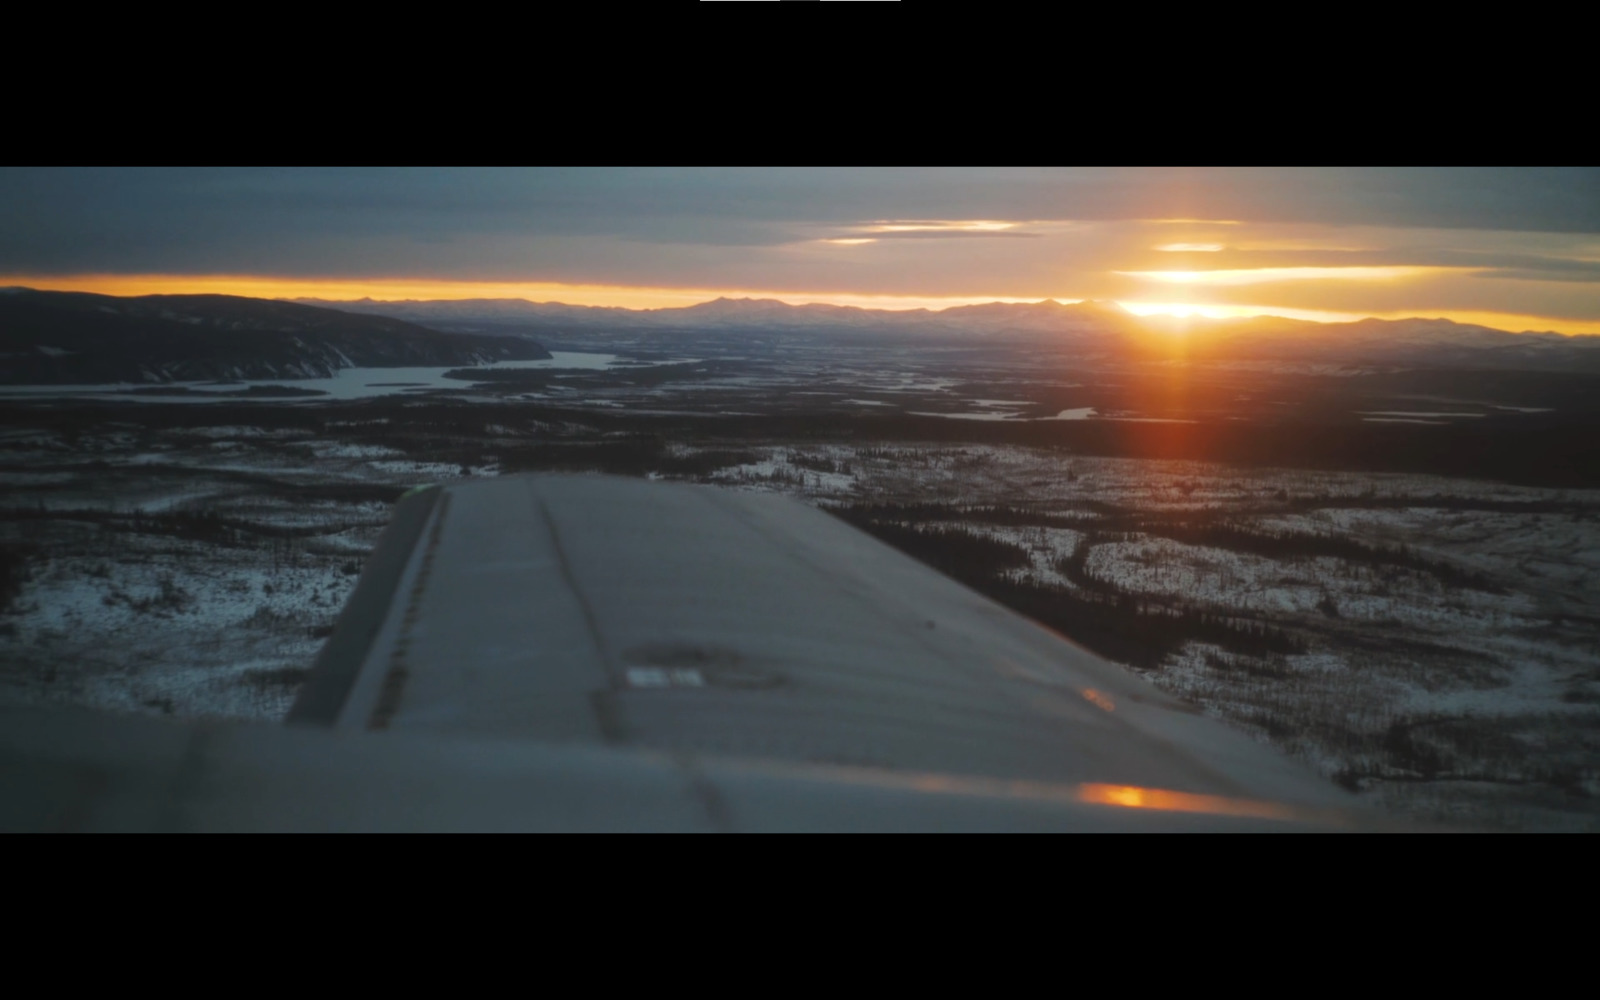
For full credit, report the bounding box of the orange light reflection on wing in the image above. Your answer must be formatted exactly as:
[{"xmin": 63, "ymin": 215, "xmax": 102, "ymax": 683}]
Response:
[
  {"xmin": 1081, "ymin": 688, "xmax": 1116, "ymax": 712},
  {"xmin": 725, "ymin": 759, "xmax": 1361, "ymax": 827},
  {"xmin": 1076, "ymin": 783, "xmax": 1300, "ymax": 821}
]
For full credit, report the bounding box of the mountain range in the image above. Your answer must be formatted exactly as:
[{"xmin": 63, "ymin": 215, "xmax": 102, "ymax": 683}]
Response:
[
  {"xmin": 5, "ymin": 287, "xmax": 1599, "ymax": 386},
  {"xmin": 294, "ymin": 295, "xmax": 1600, "ymax": 372},
  {"xmin": 0, "ymin": 289, "xmax": 551, "ymax": 384}
]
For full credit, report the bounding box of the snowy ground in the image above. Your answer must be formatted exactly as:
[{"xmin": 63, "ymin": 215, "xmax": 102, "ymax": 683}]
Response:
[
  {"xmin": 0, "ymin": 418, "xmax": 475, "ymax": 722},
  {"xmin": 700, "ymin": 442, "xmax": 1600, "ymax": 830},
  {"xmin": 3, "ymin": 422, "xmax": 1597, "ymax": 830},
  {"xmin": 6, "ymin": 537, "xmax": 348, "ymax": 720}
]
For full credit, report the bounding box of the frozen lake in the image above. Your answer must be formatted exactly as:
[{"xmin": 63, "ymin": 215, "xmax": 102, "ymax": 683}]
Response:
[{"xmin": 0, "ymin": 352, "xmax": 624, "ymax": 403}]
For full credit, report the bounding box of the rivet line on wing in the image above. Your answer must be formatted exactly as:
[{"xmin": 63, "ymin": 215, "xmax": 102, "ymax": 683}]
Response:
[
  {"xmin": 535, "ymin": 494, "xmax": 624, "ymax": 741},
  {"xmin": 369, "ymin": 492, "xmax": 451, "ymax": 730}
]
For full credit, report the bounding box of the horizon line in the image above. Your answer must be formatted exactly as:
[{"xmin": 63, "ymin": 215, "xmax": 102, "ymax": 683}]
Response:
[{"xmin": 2, "ymin": 275, "xmax": 1595, "ymax": 338}]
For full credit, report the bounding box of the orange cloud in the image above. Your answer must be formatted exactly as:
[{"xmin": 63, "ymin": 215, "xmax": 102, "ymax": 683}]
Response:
[{"xmin": 1118, "ymin": 266, "xmax": 1449, "ymax": 286}]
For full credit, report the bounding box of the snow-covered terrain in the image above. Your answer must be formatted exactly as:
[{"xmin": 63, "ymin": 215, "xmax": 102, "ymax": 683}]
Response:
[
  {"xmin": 695, "ymin": 442, "xmax": 1600, "ymax": 829},
  {"xmin": 2, "ymin": 418, "xmax": 1597, "ymax": 830}
]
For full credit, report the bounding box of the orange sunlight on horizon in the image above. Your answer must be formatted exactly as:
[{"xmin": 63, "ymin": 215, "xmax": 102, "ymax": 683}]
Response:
[
  {"xmin": 0, "ymin": 274, "xmax": 1052, "ymax": 315},
  {"xmin": 1117, "ymin": 301, "xmax": 1600, "ymax": 335},
  {"xmin": 6, "ymin": 273, "xmax": 1596, "ymax": 337}
]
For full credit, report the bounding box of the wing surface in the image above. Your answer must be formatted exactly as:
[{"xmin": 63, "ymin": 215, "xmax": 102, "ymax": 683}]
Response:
[{"xmin": 1, "ymin": 474, "xmax": 1399, "ymax": 831}]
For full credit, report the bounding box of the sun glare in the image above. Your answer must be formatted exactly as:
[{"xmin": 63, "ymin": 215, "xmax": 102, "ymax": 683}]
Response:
[{"xmin": 7, "ymin": 273, "xmax": 1595, "ymax": 336}]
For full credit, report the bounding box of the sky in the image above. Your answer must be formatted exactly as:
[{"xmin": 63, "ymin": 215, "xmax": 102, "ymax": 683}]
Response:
[{"xmin": 2, "ymin": 167, "xmax": 1597, "ymax": 334}]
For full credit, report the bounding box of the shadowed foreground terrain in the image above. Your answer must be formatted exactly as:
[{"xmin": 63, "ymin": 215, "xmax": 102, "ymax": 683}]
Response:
[{"xmin": 2, "ymin": 395, "xmax": 1597, "ymax": 831}]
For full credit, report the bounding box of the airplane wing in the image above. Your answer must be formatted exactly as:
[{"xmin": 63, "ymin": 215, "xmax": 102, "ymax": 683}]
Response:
[{"xmin": 0, "ymin": 474, "xmax": 1399, "ymax": 831}]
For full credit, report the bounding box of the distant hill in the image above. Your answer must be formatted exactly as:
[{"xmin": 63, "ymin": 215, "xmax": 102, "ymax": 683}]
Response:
[
  {"xmin": 0, "ymin": 289, "xmax": 551, "ymax": 384},
  {"xmin": 296, "ymin": 294, "xmax": 1600, "ymax": 373},
  {"xmin": 291, "ymin": 295, "xmax": 1140, "ymax": 340}
]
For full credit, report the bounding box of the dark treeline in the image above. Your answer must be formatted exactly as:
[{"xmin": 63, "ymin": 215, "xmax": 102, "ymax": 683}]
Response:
[
  {"xmin": 0, "ymin": 460, "xmax": 407, "ymax": 507},
  {"xmin": 1136, "ymin": 522, "xmax": 1504, "ymax": 593},
  {"xmin": 497, "ymin": 440, "xmax": 763, "ymax": 479},
  {"xmin": 788, "ymin": 452, "xmax": 850, "ymax": 475},
  {"xmin": 7, "ymin": 395, "xmax": 1600, "ymax": 488},
  {"xmin": 0, "ymin": 543, "xmax": 32, "ymax": 613},
  {"xmin": 827, "ymin": 514, "xmax": 1032, "ymax": 581},
  {"xmin": 1289, "ymin": 495, "xmax": 1595, "ymax": 516},
  {"xmin": 1346, "ymin": 368, "xmax": 1600, "ymax": 414},
  {"xmin": 832, "ymin": 501, "xmax": 1108, "ymax": 528},
  {"xmin": 0, "ymin": 506, "xmax": 382, "ymax": 544},
  {"xmin": 830, "ymin": 509, "xmax": 1306, "ymax": 669},
  {"xmin": 831, "ymin": 501, "xmax": 1505, "ymax": 594},
  {"xmin": 980, "ymin": 578, "xmax": 1306, "ymax": 670},
  {"xmin": 445, "ymin": 360, "xmax": 734, "ymax": 390}
]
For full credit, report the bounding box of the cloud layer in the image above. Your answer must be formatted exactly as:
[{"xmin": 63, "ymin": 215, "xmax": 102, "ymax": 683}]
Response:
[{"xmin": 2, "ymin": 168, "xmax": 1596, "ymax": 332}]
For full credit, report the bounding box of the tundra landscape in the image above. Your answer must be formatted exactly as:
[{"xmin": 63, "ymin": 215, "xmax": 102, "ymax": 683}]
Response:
[
  {"xmin": 3, "ymin": 289, "xmax": 1598, "ymax": 830},
  {"xmin": 5, "ymin": 167, "xmax": 1598, "ymax": 832}
]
